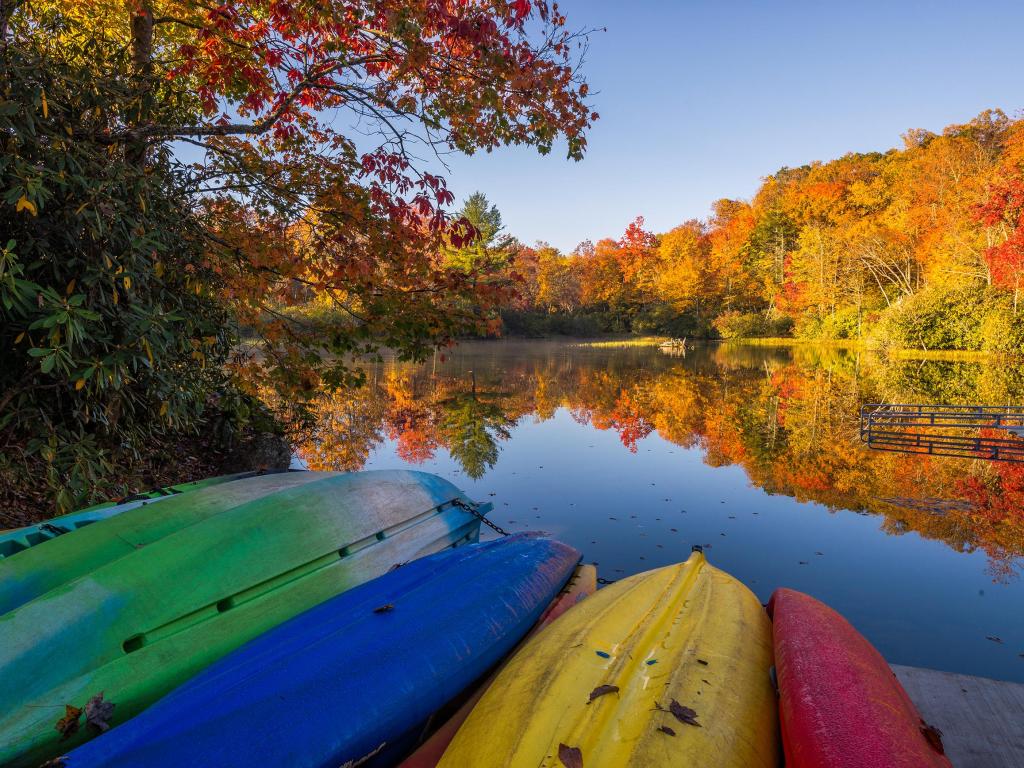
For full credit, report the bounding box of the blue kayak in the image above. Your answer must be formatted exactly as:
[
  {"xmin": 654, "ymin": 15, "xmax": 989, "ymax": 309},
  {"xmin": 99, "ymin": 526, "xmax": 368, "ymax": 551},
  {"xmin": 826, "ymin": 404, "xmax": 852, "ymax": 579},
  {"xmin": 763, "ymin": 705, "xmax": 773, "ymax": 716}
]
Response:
[{"xmin": 63, "ymin": 533, "xmax": 581, "ymax": 768}]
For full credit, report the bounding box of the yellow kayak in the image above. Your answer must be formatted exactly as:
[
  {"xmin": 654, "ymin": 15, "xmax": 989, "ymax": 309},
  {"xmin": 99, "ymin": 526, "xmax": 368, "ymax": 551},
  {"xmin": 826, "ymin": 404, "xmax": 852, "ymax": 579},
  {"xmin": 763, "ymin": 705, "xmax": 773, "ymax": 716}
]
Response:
[{"xmin": 437, "ymin": 550, "xmax": 779, "ymax": 768}]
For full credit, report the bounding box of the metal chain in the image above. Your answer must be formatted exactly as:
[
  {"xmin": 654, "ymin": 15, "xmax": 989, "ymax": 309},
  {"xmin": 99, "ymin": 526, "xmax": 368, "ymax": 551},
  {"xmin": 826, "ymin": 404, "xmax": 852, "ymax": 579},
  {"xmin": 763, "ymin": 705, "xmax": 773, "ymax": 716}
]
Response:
[
  {"xmin": 451, "ymin": 498, "xmax": 511, "ymax": 537},
  {"xmin": 454, "ymin": 499, "xmax": 621, "ymax": 584}
]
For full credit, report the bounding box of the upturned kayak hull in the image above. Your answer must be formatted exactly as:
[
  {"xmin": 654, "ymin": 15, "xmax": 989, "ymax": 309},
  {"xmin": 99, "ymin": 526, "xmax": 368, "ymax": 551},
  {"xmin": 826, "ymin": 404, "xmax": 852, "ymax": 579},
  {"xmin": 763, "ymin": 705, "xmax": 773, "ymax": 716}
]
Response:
[
  {"xmin": 768, "ymin": 588, "xmax": 952, "ymax": 768},
  {"xmin": 0, "ymin": 470, "xmax": 329, "ymax": 614},
  {"xmin": 0, "ymin": 470, "xmax": 485, "ymax": 767},
  {"xmin": 0, "ymin": 471, "xmax": 266, "ymax": 561},
  {"xmin": 63, "ymin": 534, "xmax": 581, "ymax": 768},
  {"xmin": 438, "ymin": 551, "xmax": 779, "ymax": 768}
]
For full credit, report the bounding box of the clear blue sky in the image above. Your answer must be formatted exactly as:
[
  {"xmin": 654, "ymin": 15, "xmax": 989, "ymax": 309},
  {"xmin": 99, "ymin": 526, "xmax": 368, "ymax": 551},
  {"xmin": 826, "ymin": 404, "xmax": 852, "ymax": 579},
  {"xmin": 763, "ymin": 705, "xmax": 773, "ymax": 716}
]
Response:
[{"xmin": 442, "ymin": 0, "xmax": 1024, "ymax": 252}]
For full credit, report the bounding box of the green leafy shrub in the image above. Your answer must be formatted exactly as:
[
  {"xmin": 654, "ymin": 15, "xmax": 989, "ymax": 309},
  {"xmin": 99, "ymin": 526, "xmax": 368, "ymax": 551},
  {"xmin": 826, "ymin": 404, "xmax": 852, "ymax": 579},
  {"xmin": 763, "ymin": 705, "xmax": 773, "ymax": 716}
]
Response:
[
  {"xmin": 868, "ymin": 285, "xmax": 991, "ymax": 351},
  {"xmin": 0, "ymin": 38, "xmax": 252, "ymax": 513},
  {"xmin": 713, "ymin": 311, "xmax": 792, "ymax": 339},
  {"xmin": 979, "ymin": 297, "xmax": 1024, "ymax": 354},
  {"xmin": 819, "ymin": 307, "xmax": 863, "ymax": 339}
]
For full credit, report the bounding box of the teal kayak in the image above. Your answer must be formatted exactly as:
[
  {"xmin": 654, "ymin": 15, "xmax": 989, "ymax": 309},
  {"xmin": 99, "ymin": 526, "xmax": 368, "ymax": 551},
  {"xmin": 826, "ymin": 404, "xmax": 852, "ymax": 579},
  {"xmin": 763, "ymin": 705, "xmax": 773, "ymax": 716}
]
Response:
[
  {"xmin": 0, "ymin": 471, "xmax": 267, "ymax": 561},
  {"xmin": 0, "ymin": 469, "xmax": 488, "ymax": 767},
  {"xmin": 0, "ymin": 470, "xmax": 327, "ymax": 615}
]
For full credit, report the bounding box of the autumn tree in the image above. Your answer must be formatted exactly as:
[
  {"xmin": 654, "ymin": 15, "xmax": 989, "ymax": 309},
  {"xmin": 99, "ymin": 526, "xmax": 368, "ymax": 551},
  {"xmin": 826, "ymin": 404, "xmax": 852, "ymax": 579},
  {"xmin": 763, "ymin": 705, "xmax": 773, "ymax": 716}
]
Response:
[
  {"xmin": 616, "ymin": 216, "xmax": 659, "ymax": 309},
  {"xmin": 1, "ymin": 0, "xmax": 595, "ymax": 512},
  {"xmin": 536, "ymin": 244, "xmax": 581, "ymax": 312},
  {"xmin": 977, "ymin": 177, "xmax": 1024, "ymax": 311},
  {"xmin": 654, "ymin": 220, "xmax": 712, "ymax": 318},
  {"xmin": 579, "ymin": 238, "xmax": 627, "ymax": 313}
]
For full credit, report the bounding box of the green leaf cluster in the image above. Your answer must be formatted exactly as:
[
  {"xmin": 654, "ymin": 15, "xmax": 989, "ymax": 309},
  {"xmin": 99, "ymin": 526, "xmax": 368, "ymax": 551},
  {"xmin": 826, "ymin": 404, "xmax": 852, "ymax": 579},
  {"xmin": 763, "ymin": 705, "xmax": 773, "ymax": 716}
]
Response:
[{"xmin": 0, "ymin": 35, "xmax": 241, "ymax": 512}]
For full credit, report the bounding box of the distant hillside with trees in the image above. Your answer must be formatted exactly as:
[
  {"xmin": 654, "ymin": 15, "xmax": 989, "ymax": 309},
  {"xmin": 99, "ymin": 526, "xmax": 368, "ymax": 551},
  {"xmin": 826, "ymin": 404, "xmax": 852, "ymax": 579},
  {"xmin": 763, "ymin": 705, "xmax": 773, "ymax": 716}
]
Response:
[{"xmin": 494, "ymin": 110, "xmax": 1024, "ymax": 351}]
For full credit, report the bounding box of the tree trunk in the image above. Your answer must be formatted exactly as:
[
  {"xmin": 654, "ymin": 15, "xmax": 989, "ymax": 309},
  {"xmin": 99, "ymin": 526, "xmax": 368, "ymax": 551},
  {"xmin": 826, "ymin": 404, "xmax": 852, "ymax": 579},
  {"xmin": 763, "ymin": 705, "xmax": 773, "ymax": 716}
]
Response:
[{"xmin": 127, "ymin": 0, "xmax": 154, "ymax": 166}]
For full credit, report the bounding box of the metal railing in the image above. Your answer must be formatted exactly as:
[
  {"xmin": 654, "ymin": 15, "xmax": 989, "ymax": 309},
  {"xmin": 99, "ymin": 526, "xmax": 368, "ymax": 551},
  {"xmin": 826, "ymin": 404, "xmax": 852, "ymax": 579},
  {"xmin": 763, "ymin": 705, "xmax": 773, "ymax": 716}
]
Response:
[{"xmin": 859, "ymin": 403, "xmax": 1024, "ymax": 462}]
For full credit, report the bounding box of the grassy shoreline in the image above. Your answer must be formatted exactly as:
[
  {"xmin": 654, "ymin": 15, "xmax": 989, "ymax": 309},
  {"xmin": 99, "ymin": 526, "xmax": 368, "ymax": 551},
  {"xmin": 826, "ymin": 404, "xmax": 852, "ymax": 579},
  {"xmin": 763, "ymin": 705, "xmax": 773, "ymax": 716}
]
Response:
[{"xmin": 570, "ymin": 336, "xmax": 1009, "ymax": 361}]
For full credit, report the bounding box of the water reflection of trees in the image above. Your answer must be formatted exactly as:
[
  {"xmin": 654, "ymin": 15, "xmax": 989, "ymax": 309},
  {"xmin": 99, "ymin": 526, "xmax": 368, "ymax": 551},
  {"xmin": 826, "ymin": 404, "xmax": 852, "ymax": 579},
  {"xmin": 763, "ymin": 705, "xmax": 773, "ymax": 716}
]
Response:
[{"xmin": 295, "ymin": 343, "xmax": 1024, "ymax": 579}]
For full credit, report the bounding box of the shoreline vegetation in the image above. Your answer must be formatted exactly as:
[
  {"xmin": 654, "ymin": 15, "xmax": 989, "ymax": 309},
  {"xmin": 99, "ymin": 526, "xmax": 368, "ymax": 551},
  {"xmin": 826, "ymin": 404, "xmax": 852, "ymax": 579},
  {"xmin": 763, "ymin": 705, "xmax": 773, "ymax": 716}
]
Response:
[{"xmin": 569, "ymin": 336, "xmax": 1002, "ymax": 360}]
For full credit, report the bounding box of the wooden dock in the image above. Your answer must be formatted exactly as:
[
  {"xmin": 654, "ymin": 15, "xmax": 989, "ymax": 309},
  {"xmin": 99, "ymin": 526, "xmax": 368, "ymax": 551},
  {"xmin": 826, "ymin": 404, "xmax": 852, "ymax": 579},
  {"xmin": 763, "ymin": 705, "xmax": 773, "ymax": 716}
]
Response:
[{"xmin": 893, "ymin": 665, "xmax": 1024, "ymax": 767}]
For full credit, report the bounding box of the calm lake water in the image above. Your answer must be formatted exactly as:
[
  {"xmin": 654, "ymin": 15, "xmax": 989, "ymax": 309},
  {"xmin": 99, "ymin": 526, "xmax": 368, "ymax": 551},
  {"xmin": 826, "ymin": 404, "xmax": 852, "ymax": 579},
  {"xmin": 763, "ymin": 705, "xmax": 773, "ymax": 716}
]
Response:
[{"xmin": 295, "ymin": 340, "xmax": 1024, "ymax": 683}]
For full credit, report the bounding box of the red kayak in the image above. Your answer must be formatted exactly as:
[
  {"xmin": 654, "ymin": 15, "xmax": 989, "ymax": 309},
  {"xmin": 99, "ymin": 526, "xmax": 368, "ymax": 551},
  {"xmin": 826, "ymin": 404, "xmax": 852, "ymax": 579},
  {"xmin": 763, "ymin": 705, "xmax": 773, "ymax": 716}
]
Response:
[{"xmin": 768, "ymin": 588, "xmax": 951, "ymax": 768}]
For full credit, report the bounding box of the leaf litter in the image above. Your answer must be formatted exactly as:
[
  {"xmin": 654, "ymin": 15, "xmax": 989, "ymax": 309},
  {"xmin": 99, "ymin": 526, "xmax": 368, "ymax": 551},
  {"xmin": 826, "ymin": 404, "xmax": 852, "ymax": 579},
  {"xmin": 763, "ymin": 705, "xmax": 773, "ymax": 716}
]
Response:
[
  {"xmin": 587, "ymin": 684, "xmax": 619, "ymax": 703},
  {"xmin": 558, "ymin": 743, "xmax": 583, "ymax": 768},
  {"xmin": 668, "ymin": 699, "xmax": 701, "ymax": 727},
  {"xmin": 85, "ymin": 692, "xmax": 115, "ymax": 733},
  {"xmin": 55, "ymin": 704, "xmax": 81, "ymax": 740}
]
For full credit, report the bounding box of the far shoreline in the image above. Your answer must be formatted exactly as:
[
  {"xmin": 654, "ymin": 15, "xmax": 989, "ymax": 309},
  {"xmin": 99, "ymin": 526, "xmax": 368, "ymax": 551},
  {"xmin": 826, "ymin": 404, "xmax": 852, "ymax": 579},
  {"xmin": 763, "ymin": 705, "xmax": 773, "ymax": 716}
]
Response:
[{"xmin": 465, "ymin": 335, "xmax": 1017, "ymax": 361}]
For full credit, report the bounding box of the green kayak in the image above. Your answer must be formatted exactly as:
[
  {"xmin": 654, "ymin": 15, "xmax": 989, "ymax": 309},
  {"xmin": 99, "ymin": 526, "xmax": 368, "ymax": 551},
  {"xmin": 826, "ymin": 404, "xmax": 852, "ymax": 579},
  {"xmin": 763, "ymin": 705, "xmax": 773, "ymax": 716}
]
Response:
[
  {"xmin": 0, "ymin": 469, "xmax": 486, "ymax": 767},
  {"xmin": 0, "ymin": 470, "xmax": 325, "ymax": 615},
  {"xmin": 0, "ymin": 471, "xmax": 266, "ymax": 561}
]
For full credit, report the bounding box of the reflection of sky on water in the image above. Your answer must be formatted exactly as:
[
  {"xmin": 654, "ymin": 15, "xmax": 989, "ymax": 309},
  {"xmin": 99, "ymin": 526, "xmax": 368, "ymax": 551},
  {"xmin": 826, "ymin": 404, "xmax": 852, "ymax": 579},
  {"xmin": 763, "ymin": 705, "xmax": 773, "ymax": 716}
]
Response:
[{"xmin": 299, "ymin": 341, "xmax": 1024, "ymax": 682}]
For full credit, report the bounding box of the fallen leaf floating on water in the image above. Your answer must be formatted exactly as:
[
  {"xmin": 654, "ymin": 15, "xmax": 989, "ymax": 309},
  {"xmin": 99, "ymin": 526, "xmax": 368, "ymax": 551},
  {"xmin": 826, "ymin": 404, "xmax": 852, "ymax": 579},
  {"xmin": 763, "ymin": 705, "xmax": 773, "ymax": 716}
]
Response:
[
  {"xmin": 587, "ymin": 684, "xmax": 620, "ymax": 703},
  {"xmin": 668, "ymin": 699, "xmax": 701, "ymax": 727},
  {"xmin": 657, "ymin": 725, "xmax": 676, "ymax": 737},
  {"xmin": 558, "ymin": 743, "xmax": 583, "ymax": 768},
  {"xmin": 55, "ymin": 704, "xmax": 82, "ymax": 740},
  {"xmin": 373, "ymin": 604, "xmax": 394, "ymax": 614},
  {"xmin": 85, "ymin": 692, "xmax": 115, "ymax": 733},
  {"xmin": 920, "ymin": 722, "xmax": 945, "ymax": 755}
]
